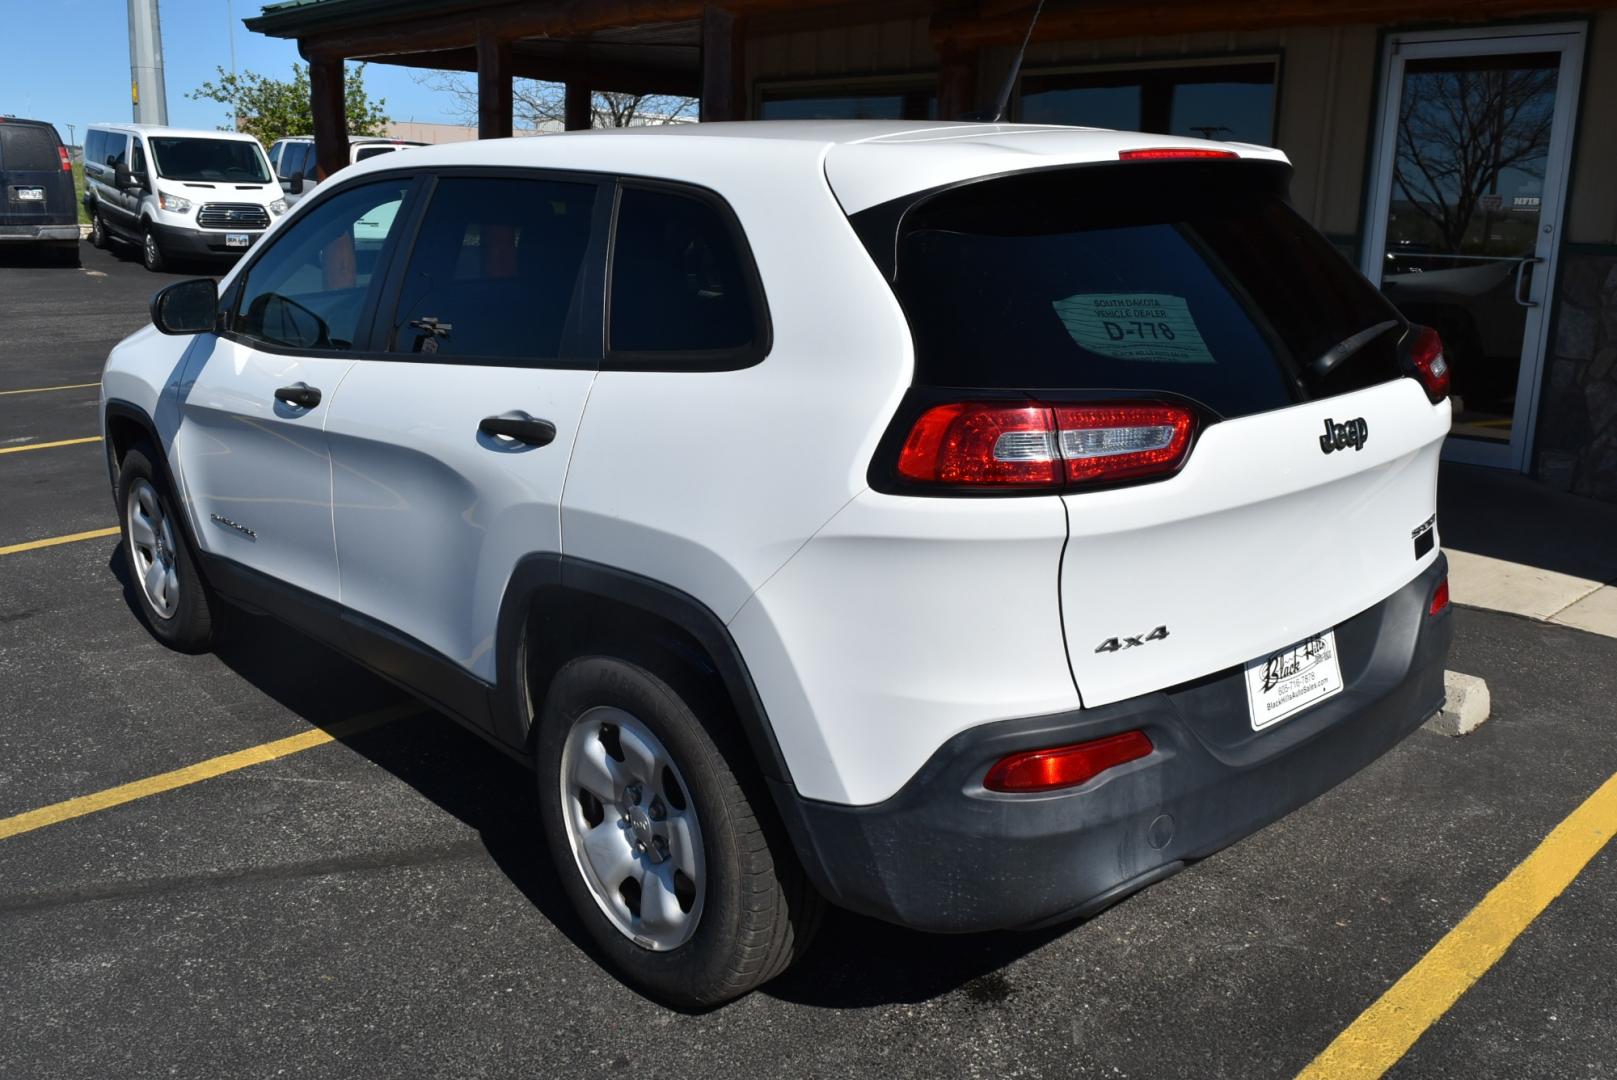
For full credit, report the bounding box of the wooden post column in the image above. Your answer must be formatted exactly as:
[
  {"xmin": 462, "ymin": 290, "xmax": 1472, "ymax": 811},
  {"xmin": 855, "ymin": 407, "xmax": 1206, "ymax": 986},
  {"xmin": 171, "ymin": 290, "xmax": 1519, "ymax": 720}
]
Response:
[
  {"xmin": 477, "ymin": 23, "xmax": 513, "ymax": 139},
  {"xmin": 699, "ymin": 6, "xmax": 746, "ymax": 122},
  {"xmin": 936, "ymin": 41, "xmax": 981, "ymax": 120},
  {"xmin": 564, "ymin": 81, "xmax": 592, "ymax": 130},
  {"xmin": 308, "ymin": 56, "xmax": 349, "ymax": 180}
]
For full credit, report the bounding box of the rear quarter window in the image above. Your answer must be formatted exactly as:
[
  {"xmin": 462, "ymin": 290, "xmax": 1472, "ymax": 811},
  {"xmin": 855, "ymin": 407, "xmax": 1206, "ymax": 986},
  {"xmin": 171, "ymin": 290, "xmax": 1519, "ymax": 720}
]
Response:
[{"xmin": 871, "ymin": 161, "xmax": 1404, "ymax": 418}]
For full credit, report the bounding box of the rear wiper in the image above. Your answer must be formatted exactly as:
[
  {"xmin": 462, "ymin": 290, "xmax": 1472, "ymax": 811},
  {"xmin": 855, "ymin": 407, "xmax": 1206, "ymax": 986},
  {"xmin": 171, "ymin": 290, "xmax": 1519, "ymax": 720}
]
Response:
[{"xmin": 1309, "ymin": 320, "xmax": 1401, "ymax": 378}]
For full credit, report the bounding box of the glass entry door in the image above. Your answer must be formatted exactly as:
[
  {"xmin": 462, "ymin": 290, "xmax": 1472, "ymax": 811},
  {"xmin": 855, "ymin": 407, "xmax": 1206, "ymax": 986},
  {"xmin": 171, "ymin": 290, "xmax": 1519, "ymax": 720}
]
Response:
[{"xmin": 1361, "ymin": 27, "xmax": 1584, "ymax": 469}]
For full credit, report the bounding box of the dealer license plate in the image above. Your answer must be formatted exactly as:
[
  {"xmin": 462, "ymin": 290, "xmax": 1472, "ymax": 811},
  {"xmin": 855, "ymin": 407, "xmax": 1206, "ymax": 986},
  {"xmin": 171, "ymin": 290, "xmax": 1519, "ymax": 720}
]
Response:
[
  {"xmin": 225, "ymin": 233, "xmax": 250, "ymax": 248},
  {"xmin": 1244, "ymin": 630, "xmax": 1344, "ymax": 731},
  {"xmin": 16, "ymin": 187, "xmax": 44, "ymax": 201}
]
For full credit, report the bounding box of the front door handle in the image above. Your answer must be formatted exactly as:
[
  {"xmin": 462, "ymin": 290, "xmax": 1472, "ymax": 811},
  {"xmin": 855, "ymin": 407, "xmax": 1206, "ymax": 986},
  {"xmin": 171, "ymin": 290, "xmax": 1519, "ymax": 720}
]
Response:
[
  {"xmin": 479, "ymin": 412, "xmax": 557, "ymax": 447},
  {"xmin": 1514, "ymin": 256, "xmax": 1546, "ymax": 308},
  {"xmin": 274, "ymin": 382, "xmax": 322, "ymax": 409}
]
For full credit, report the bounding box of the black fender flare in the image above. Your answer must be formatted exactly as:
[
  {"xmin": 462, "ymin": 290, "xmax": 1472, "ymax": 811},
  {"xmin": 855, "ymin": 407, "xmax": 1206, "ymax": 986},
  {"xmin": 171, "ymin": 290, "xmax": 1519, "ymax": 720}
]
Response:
[{"xmin": 492, "ymin": 554, "xmax": 796, "ymax": 788}]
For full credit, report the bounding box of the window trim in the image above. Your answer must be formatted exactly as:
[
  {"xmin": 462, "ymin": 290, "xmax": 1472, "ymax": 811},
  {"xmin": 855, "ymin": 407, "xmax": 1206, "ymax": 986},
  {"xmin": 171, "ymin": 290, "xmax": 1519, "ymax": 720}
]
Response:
[
  {"xmin": 754, "ymin": 73, "xmax": 939, "ymax": 122},
  {"xmin": 1014, "ymin": 51, "xmax": 1283, "ymax": 146},
  {"xmin": 602, "ymin": 176, "xmax": 773, "ymax": 373},
  {"xmin": 367, "ymin": 167, "xmax": 613, "ymax": 371}
]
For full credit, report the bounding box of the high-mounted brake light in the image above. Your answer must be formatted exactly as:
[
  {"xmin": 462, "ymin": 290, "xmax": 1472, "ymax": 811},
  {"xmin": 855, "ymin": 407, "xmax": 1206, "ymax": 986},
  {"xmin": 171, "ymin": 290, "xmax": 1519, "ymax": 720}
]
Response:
[
  {"xmin": 895, "ymin": 401, "xmax": 1196, "ymax": 490},
  {"xmin": 1119, "ymin": 148, "xmax": 1240, "ymax": 161},
  {"xmin": 57, "ymin": 145, "xmax": 72, "ymax": 172},
  {"xmin": 985, "ymin": 730, "xmax": 1154, "ymax": 793},
  {"xmin": 1405, "ymin": 324, "xmax": 1450, "ymax": 404},
  {"xmin": 1429, "ymin": 577, "xmax": 1450, "ymax": 617}
]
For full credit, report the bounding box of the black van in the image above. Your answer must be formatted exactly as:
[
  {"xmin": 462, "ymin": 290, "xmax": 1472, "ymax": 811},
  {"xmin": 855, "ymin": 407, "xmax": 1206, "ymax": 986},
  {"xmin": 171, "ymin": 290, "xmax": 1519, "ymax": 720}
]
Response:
[{"xmin": 0, "ymin": 118, "xmax": 79, "ymax": 265}]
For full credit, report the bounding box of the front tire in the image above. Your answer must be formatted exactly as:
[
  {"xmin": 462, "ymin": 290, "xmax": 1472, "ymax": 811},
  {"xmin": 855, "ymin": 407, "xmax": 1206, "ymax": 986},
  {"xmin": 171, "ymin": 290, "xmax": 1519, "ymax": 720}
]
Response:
[
  {"xmin": 537, "ymin": 656, "xmax": 821, "ymax": 1007},
  {"xmin": 142, "ymin": 224, "xmax": 166, "ymax": 272},
  {"xmin": 117, "ymin": 443, "xmax": 213, "ymax": 651}
]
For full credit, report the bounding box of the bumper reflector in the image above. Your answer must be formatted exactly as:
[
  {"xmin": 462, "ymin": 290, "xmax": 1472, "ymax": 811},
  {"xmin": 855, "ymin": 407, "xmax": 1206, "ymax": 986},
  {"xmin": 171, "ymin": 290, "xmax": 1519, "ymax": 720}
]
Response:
[
  {"xmin": 984, "ymin": 730, "xmax": 1154, "ymax": 793},
  {"xmin": 1429, "ymin": 577, "xmax": 1450, "ymax": 617}
]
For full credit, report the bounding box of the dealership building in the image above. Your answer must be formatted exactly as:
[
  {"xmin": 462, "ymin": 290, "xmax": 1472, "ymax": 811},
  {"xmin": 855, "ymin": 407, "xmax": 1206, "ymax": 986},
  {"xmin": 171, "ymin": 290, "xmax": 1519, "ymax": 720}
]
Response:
[{"xmin": 247, "ymin": 0, "xmax": 1617, "ymax": 502}]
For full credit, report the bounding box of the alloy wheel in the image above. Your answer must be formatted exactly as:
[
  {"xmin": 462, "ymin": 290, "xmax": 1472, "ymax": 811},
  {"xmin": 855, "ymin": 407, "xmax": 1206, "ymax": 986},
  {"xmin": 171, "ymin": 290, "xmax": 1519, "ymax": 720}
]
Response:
[
  {"xmin": 559, "ymin": 706, "xmax": 706, "ymax": 951},
  {"xmin": 126, "ymin": 478, "xmax": 180, "ymax": 619}
]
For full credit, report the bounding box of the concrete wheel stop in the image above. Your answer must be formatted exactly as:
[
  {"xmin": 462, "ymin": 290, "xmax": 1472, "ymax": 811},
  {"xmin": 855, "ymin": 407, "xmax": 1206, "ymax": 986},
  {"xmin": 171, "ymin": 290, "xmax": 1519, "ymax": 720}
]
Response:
[{"xmin": 1424, "ymin": 671, "xmax": 1491, "ymax": 737}]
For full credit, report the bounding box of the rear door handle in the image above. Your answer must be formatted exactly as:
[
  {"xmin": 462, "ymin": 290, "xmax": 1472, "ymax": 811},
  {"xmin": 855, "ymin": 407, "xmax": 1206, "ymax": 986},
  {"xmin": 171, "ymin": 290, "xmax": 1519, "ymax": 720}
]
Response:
[
  {"xmin": 479, "ymin": 412, "xmax": 557, "ymax": 447},
  {"xmin": 274, "ymin": 382, "xmax": 322, "ymax": 409}
]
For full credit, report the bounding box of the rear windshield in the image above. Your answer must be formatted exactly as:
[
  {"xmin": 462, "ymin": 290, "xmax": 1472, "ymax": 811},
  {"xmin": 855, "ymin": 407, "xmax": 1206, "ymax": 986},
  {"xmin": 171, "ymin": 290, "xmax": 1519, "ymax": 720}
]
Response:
[
  {"xmin": 0, "ymin": 124, "xmax": 62, "ymax": 171},
  {"xmin": 878, "ymin": 162, "xmax": 1403, "ymax": 417},
  {"xmin": 149, "ymin": 137, "xmax": 271, "ymax": 184}
]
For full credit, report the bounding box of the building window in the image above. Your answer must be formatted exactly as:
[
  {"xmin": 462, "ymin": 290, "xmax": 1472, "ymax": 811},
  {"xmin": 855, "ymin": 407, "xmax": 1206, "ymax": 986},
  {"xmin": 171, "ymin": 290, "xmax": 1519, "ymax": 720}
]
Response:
[
  {"xmin": 759, "ymin": 87, "xmax": 937, "ymax": 121},
  {"xmin": 1019, "ymin": 60, "xmax": 1277, "ymax": 145}
]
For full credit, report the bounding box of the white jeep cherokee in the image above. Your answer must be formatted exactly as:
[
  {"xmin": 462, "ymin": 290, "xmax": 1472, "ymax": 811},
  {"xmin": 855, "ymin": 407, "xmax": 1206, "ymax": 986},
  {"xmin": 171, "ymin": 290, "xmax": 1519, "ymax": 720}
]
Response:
[{"xmin": 102, "ymin": 121, "xmax": 1453, "ymax": 1006}]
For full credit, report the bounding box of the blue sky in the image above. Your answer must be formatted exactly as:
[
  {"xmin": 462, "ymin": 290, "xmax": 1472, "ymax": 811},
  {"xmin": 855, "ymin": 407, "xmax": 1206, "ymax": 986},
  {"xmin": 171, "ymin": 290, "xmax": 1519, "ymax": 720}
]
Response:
[{"xmin": 0, "ymin": 0, "xmax": 463, "ymax": 145}]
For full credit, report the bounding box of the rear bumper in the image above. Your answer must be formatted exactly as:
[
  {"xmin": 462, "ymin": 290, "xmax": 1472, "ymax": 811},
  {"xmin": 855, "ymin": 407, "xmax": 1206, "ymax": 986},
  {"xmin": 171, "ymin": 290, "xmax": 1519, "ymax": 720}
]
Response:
[
  {"xmin": 777, "ymin": 555, "xmax": 1452, "ymax": 932},
  {"xmin": 150, "ymin": 221, "xmax": 263, "ymax": 259},
  {"xmin": 0, "ymin": 224, "xmax": 78, "ymax": 243}
]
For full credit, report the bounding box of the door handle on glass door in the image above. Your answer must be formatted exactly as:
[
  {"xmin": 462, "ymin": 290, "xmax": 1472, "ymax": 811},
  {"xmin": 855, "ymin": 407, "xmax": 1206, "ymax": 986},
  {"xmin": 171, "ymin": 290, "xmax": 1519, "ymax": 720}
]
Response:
[
  {"xmin": 1514, "ymin": 257, "xmax": 1545, "ymax": 307},
  {"xmin": 274, "ymin": 382, "xmax": 322, "ymax": 409},
  {"xmin": 480, "ymin": 412, "xmax": 557, "ymax": 447}
]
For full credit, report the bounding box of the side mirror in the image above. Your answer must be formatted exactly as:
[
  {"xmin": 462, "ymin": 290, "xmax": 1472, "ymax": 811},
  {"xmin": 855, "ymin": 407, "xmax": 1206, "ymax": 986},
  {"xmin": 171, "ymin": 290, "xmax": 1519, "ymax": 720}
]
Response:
[
  {"xmin": 151, "ymin": 278, "xmax": 219, "ymax": 335},
  {"xmin": 115, "ymin": 163, "xmax": 136, "ymax": 190},
  {"xmin": 284, "ymin": 172, "xmax": 305, "ymax": 195}
]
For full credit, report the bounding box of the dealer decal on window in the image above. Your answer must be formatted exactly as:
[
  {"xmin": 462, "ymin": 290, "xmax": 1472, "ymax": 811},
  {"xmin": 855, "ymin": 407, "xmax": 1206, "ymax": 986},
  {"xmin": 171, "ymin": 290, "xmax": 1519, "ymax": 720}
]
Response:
[{"xmin": 1051, "ymin": 293, "xmax": 1214, "ymax": 364}]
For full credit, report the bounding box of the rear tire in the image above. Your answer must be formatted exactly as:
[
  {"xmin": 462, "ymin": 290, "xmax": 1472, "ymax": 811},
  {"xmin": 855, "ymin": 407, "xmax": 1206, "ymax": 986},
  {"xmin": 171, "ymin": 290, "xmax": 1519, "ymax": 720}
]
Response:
[
  {"xmin": 536, "ymin": 656, "xmax": 821, "ymax": 1007},
  {"xmin": 89, "ymin": 211, "xmax": 107, "ymax": 249},
  {"xmin": 142, "ymin": 225, "xmax": 166, "ymax": 272},
  {"xmin": 117, "ymin": 443, "xmax": 214, "ymax": 652}
]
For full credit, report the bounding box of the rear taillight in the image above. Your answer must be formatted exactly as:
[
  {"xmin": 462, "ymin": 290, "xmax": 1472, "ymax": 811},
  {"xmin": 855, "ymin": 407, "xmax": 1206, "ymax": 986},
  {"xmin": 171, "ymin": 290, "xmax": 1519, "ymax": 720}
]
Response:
[
  {"xmin": 984, "ymin": 730, "xmax": 1154, "ymax": 793},
  {"xmin": 58, "ymin": 145, "xmax": 72, "ymax": 171},
  {"xmin": 1430, "ymin": 577, "xmax": 1450, "ymax": 616},
  {"xmin": 1119, "ymin": 148, "xmax": 1239, "ymax": 161},
  {"xmin": 1405, "ymin": 325, "xmax": 1450, "ymax": 404},
  {"xmin": 895, "ymin": 401, "xmax": 1196, "ymax": 491}
]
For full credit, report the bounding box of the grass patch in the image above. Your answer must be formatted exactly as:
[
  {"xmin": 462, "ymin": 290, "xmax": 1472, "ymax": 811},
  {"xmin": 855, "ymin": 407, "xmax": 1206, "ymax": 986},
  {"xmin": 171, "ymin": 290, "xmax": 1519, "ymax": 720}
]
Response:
[{"xmin": 72, "ymin": 162, "xmax": 90, "ymax": 224}]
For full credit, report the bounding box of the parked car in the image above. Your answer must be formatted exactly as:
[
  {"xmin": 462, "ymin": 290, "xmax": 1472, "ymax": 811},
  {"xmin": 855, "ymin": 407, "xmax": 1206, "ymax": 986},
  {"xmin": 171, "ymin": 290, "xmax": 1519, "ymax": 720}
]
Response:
[
  {"xmin": 0, "ymin": 116, "xmax": 78, "ymax": 265},
  {"xmin": 82, "ymin": 124, "xmax": 284, "ymax": 271},
  {"xmin": 268, "ymin": 135, "xmax": 425, "ymax": 205},
  {"xmin": 100, "ymin": 121, "xmax": 1454, "ymax": 1007}
]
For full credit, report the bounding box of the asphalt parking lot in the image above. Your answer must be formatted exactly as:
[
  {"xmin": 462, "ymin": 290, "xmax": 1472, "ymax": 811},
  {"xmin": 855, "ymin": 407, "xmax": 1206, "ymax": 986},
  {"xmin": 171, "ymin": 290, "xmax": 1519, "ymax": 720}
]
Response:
[{"xmin": 2, "ymin": 241, "xmax": 1616, "ymax": 1080}]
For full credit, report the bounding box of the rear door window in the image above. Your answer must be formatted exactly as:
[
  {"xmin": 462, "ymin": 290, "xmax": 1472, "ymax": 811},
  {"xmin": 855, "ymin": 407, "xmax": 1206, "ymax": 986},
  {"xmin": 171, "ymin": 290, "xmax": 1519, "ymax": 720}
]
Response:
[
  {"xmin": 355, "ymin": 145, "xmax": 396, "ymax": 162},
  {"xmin": 385, "ymin": 175, "xmax": 603, "ymax": 364},
  {"xmin": 876, "ymin": 162, "xmax": 1404, "ymax": 417},
  {"xmin": 0, "ymin": 124, "xmax": 61, "ymax": 171}
]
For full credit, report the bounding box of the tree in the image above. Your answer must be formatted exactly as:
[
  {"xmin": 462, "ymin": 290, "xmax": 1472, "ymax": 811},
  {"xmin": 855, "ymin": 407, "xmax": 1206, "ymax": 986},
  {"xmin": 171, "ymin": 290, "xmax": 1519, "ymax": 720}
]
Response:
[
  {"xmin": 188, "ymin": 64, "xmax": 391, "ymax": 147},
  {"xmin": 1392, "ymin": 63, "xmax": 1556, "ymax": 253},
  {"xmin": 413, "ymin": 70, "xmax": 697, "ymax": 130}
]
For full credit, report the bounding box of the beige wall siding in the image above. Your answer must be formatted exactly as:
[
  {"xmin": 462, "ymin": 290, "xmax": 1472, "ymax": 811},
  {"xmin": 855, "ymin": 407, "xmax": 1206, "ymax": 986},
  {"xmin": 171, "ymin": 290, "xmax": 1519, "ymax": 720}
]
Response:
[
  {"xmin": 748, "ymin": 19, "xmax": 1381, "ymax": 240},
  {"xmin": 1566, "ymin": 10, "xmax": 1617, "ymax": 245}
]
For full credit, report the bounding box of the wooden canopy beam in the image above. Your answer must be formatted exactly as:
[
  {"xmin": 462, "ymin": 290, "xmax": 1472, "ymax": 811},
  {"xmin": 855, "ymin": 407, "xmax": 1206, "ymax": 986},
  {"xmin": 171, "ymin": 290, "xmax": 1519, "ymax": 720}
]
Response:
[
  {"xmin": 934, "ymin": 0, "xmax": 1616, "ymax": 46},
  {"xmin": 369, "ymin": 47, "xmax": 701, "ymax": 97},
  {"xmin": 564, "ymin": 82, "xmax": 593, "ymax": 130}
]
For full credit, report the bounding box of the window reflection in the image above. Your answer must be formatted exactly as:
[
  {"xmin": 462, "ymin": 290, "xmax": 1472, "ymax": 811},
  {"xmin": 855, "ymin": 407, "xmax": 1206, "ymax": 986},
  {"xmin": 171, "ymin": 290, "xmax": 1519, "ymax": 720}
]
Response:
[{"xmin": 1019, "ymin": 61, "xmax": 1276, "ymax": 145}]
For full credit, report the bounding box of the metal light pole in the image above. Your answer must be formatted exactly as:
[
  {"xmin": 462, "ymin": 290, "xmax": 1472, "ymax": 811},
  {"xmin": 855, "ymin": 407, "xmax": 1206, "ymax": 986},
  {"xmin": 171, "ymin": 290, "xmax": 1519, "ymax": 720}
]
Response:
[{"xmin": 128, "ymin": 0, "xmax": 169, "ymax": 125}]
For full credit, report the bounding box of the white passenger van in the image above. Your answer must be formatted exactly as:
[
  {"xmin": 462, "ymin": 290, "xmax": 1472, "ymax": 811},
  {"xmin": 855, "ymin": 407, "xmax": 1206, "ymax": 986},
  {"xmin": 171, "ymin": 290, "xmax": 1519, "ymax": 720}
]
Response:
[
  {"xmin": 82, "ymin": 124, "xmax": 284, "ymax": 272},
  {"xmin": 268, "ymin": 135, "xmax": 425, "ymax": 205}
]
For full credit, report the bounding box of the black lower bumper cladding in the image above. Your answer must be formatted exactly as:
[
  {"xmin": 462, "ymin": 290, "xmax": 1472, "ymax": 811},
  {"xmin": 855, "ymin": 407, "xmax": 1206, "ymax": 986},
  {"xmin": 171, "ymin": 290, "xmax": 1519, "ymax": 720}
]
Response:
[{"xmin": 778, "ymin": 555, "xmax": 1452, "ymax": 932}]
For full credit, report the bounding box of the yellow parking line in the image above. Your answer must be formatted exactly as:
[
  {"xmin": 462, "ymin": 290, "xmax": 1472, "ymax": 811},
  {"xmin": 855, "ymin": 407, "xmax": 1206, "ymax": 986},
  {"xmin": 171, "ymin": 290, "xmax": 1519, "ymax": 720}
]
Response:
[
  {"xmin": 1297, "ymin": 771, "xmax": 1617, "ymax": 1079},
  {"xmin": 0, "ymin": 704, "xmax": 420, "ymax": 843},
  {"xmin": 0, "ymin": 436, "xmax": 101, "ymax": 456},
  {"xmin": 0, "ymin": 526, "xmax": 121, "ymax": 557},
  {"xmin": 0, "ymin": 381, "xmax": 100, "ymax": 397}
]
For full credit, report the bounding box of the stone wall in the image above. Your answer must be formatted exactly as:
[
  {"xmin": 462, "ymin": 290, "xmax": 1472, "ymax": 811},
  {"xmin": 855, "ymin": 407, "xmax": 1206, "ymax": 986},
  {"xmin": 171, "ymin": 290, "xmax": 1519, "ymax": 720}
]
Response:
[{"xmin": 1535, "ymin": 252, "xmax": 1617, "ymax": 502}]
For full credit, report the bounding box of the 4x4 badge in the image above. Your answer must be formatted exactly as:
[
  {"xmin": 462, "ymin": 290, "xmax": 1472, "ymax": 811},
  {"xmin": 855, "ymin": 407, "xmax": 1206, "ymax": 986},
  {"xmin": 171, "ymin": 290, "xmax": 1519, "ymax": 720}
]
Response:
[
  {"xmin": 1095, "ymin": 626, "xmax": 1169, "ymax": 653},
  {"xmin": 1319, "ymin": 417, "xmax": 1369, "ymax": 454}
]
